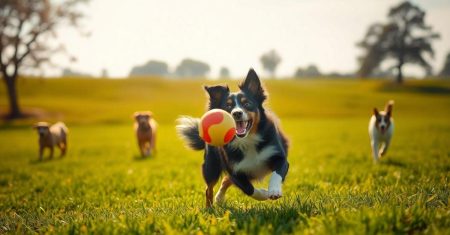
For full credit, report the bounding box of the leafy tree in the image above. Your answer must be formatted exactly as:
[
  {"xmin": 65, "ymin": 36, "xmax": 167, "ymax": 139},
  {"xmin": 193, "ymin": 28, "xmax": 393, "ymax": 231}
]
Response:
[
  {"xmin": 439, "ymin": 52, "xmax": 450, "ymax": 78},
  {"xmin": 0, "ymin": 0, "xmax": 86, "ymax": 118},
  {"xmin": 175, "ymin": 58, "xmax": 210, "ymax": 77},
  {"xmin": 357, "ymin": 1, "xmax": 439, "ymax": 83},
  {"xmin": 260, "ymin": 49, "xmax": 281, "ymax": 77},
  {"xmin": 219, "ymin": 67, "xmax": 230, "ymax": 78},
  {"xmin": 129, "ymin": 60, "xmax": 169, "ymax": 77},
  {"xmin": 62, "ymin": 68, "xmax": 91, "ymax": 77}
]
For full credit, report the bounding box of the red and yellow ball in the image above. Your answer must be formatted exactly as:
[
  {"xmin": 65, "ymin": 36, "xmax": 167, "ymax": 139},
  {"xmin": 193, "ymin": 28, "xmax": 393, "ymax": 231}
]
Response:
[{"xmin": 199, "ymin": 109, "xmax": 236, "ymax": 146}]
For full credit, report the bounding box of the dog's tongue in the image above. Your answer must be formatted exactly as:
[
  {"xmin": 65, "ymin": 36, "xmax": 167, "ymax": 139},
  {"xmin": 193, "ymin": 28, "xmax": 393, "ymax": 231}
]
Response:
[{"xmin": 236, "ymin": 121, "xmax": 247, "ymax": 135}]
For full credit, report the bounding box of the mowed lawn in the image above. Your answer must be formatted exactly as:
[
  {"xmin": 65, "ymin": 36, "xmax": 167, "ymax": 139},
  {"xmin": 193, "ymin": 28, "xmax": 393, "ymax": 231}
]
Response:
[{"xmin": 0, "ymin": 77, "xmax": 449, "ymax": 234}]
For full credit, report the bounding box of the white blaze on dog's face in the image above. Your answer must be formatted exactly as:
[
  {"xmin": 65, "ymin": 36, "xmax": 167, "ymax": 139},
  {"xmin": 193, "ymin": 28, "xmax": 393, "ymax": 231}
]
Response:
[
  {"xmin": 226, "ymin": 93, "xmax": 259, "ymax": 138},
  {"xmin": 373, "ymin": 108, "xmax": 391, "ymax": 134},
  {"xmin": 203, "ymin": 69, "xmax": 266, "ymax": 139}
]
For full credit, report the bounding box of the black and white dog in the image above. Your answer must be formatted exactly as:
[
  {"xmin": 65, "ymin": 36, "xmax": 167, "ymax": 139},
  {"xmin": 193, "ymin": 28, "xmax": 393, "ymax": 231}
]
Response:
[{"xmin": 177, "ymin": 69, "xmax": 289, "ymax": 207}]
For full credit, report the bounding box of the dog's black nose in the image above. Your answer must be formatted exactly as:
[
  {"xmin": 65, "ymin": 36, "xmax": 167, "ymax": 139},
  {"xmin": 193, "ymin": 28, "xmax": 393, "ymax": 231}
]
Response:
[{"xmin": 232, "ymin": 111, "xmax": 243, "ymax": 119}]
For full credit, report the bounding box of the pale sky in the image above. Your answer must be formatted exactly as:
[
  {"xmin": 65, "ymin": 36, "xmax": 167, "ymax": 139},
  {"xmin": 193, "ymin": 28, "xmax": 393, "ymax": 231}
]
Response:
[{"xmin": 53, "ymin": 0, "xmax": 450, "ymax": 78}]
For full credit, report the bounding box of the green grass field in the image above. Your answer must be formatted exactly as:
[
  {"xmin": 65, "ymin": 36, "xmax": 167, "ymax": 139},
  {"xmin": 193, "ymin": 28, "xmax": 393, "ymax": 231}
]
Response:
[{"xmin": 0, "ymin": 77, "xmax": 449, "ymax": 234}]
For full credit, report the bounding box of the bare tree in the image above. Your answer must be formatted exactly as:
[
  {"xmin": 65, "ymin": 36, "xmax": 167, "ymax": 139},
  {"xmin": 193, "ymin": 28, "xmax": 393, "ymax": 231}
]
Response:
[
  {"xmin": 357, "ymin": 1, "xmax": 439, "ymax": 83},
  {"xmin": 0, "ymin": 0, "xmax": 86, "ymax": 119},
  {"xmin": 260, "ymin": 49, "xmax": 281, "ymax": 77}
]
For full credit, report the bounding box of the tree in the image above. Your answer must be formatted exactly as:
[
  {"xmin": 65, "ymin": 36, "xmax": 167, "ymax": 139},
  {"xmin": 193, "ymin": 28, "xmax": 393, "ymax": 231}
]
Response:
[
  {"xmin": 175, "ymin": 58, "xmax": 210, "ymax": 77},
  {"xmin": 129, "ymin": 60, "xmax": 169, "ymax": 77},
  {"xmin": 0, "ymin": 0, "xmax": 86, "ymax": 119},
  {"xmin": 357, "ymin": 1, "xmax": 440, "ymax": 83},
  {"xmin": 62, "ymin": 68, "xmax": 91, "ymax": 77},
  {"xmin": 101, "ymin": 68, "xmax": 108, "ymax": 78},
  {"xmin": 294, "ymin": 64, "xmax": 321, "ymax": 78},
  {"xmin": 219, "ymin": 67, "xmax": 230, "ymax": 78},
  {"xmin": 260, "ymin": 49, "xmax": 281, "ymax": 77},
  {"xmin": 439, "ymin": 52, "xmax": 450, "ymax": 78}
]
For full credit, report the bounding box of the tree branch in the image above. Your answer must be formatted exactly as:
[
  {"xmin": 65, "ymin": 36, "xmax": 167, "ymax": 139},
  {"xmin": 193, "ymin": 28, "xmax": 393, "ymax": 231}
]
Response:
[
  {"xmin": 0, "ymin": 39, "xmax": 6, "ymax": 77},
  {"xmin": 11, "ymin": 18, "xmax": 25, "ymax": 64}
]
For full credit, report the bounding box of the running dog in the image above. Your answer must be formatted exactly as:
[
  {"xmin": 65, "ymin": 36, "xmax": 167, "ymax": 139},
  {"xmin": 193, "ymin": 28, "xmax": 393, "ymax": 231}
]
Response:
[
  {"xmin": 368, "ymin": 100, "xmax": 394, "ymax": 162},
  {"xmin": 134, "ymin": 111, "xmax": 157, "ymax": 157},
  {"xmin": 177, "ymin": 69, "xmax": 289, "ymax": 207}
]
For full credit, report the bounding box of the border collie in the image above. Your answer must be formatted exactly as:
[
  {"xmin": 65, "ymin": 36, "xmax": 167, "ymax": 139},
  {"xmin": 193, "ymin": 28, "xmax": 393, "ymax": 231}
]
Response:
[
  {"xmin": 368, "ymin": 100, "xmax": 394, "ymax": 162},
  {"xmin": 176, "ymin": 69, "xmax": 289, "ymax": 207}
]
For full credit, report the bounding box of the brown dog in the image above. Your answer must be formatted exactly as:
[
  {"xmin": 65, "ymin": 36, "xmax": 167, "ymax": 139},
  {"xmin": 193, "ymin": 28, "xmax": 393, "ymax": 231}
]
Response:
[
  {"xmin": 33, "ymin": 122, "xmax": 68, "ymax": 161},
  {"xmin": 134, "ymin": 111, "xmax": 157, "ymax": 157}
]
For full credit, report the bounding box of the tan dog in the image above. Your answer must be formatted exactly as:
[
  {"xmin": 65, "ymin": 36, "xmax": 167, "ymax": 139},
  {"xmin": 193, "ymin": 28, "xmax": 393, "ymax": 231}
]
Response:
[
  {"xmin": 33, "ymin": 122, "xmax": 68, "ymax": 161},
  {"xmin": 134, "ymin": 111, "xmax": 157, "ymax": 157}
]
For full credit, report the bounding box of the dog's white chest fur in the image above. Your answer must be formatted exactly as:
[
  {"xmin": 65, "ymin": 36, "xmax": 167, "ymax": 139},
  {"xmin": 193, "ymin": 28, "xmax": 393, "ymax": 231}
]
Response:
[{"xmin": 229, "ymin": 134, "xmax": 277, "ymax": 179}]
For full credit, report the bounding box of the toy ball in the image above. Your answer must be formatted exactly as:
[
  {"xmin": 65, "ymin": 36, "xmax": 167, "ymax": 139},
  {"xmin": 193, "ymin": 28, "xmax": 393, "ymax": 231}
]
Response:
[{"xmin": 199, "ymin": 109, "xmax": 236, "ymax": 146}]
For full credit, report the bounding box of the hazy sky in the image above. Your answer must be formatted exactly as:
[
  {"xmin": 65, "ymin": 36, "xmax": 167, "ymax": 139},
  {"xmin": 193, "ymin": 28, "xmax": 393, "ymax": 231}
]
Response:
[{"xmin": 55, "ymin": 0, "xmax": 450, "ymax": 78}]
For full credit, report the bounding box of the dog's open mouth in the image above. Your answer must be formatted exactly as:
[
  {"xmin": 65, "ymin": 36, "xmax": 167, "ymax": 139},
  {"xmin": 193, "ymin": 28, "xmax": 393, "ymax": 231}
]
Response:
[{"xmin": 235, "ymin": 119, "xmax": 253, "ymax": 138}]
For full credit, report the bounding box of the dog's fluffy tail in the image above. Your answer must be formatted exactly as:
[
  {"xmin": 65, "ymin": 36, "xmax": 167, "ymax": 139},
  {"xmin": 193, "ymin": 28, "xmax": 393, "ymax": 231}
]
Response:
[
  {"xmin": 176, "ymin": 116, "xmax": 205, "ymax": 150},
  {"xmin": 54, "ymin": 122, "xmax": 69, "ymax": 133}
]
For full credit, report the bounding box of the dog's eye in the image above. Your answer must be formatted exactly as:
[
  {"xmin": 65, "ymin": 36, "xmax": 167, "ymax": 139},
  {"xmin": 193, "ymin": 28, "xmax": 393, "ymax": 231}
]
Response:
[
  {"xmin": 243, "ymin": 102, "xmax": 252, "ymax": 108},
  {"xmin": 226, "ymin": 104, "xmax": 233, "ymax": 110}
]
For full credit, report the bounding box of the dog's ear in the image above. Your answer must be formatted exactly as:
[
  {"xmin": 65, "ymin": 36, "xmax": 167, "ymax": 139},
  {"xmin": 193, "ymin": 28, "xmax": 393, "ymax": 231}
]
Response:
[
  {"xmin": 239, "ymin": 68, "xmax": 266, "ymax": 103},
  {"xmin": 385, "ymin": 100, "xmax": 394, "ymax": 117},
  {"xmin": 204, "ymin": 85, "xmax": 230, "ymax": 109},
  {"xmin": 373, "ymin": 108, "xmax": 380, "ymax": 118},
  {"xmin": 133, "ymin": 112, "xmax": 140, "ymax": 120},
  {"xmin": 144, "ymin": 111, "xmax": 153, "ymax": 119}
]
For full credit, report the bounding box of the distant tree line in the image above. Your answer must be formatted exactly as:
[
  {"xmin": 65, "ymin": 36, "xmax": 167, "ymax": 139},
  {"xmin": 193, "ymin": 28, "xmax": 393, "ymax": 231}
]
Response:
[
  {"xmin": 129, "ymin": 58, "xmax": 213, "ymax": 78},
  {"xmin": 62, "ymin": 68, "xmax": 93, "ymax": 78},
  {"xmin": 109, "ymin": 2, "xmax": 450, "ymax": 81}
]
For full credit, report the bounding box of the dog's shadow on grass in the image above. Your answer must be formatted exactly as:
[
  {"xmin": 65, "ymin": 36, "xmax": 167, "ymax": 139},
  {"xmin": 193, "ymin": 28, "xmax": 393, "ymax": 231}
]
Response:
[
  {"xmin": 381, "ymin": 158, "xmax": 407, "ymax": 168},
  {"xmin": 29, "ymin": 156, "xmax": 65, "ymax": 165},
  {"xmin": 132, "ymin": 154, "xmax": 156, "ymax": 161},
  {"xmin": 207, "ymin": 197, "xmax": 314, "ymax": 233}
]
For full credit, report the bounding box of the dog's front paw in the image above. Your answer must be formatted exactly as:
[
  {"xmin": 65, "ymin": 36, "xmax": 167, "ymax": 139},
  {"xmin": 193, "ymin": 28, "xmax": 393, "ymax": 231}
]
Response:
[
  {"xmin": 268, "ymin": 187, "xmax": 282, "ymax": 200},
  {"xmin": 268, "ymin": 171, "xmax": 283, "ymax": 200}
]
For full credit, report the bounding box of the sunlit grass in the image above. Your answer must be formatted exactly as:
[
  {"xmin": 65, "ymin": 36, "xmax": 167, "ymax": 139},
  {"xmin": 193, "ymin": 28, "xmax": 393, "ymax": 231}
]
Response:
[{"xmin": 0, "ymin": 78, "xmax": 449, "ymax": 234}]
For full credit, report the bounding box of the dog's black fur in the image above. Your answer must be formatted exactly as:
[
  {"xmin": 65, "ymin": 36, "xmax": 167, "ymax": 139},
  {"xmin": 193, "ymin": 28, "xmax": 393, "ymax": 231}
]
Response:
[{"xmin": 177, "ymin": 69, "xmax": 289, "ymax": 207}]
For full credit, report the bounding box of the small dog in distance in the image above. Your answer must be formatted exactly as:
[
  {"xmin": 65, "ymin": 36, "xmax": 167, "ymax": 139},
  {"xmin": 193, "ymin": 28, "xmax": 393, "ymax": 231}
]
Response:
[
  {"xmin": 368, "ymin": 101, "xmax": 394, "ymax": 162},
  {"xmin": 134, "ymin": 111, "xmax": 157, "ymax": 157},
  {"xmin": 34, "ymin": 122, "xmax": 68, "ymax": 161}
]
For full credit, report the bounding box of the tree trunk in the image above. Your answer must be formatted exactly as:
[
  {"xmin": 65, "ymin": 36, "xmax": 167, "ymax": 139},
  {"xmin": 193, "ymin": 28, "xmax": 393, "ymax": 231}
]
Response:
[
  {"xmin": 396, "ymin": 51, "xmax": 404, "ymax": 84},
  {"xmin": 396, "ymin": 63, "xmax": 403, "ymax": 83},
  {"xmin": 3, "ymin": 75, "xmax": 22, "ymax": 119}
]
